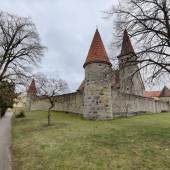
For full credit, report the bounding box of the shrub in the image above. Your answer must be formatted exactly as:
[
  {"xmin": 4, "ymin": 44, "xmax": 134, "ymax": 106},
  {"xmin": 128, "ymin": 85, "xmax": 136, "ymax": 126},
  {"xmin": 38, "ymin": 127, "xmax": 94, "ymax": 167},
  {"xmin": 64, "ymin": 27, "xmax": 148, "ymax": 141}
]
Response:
[{"xmin": 15, "ymin": 110, "xmax": 25, "ymax": 118}]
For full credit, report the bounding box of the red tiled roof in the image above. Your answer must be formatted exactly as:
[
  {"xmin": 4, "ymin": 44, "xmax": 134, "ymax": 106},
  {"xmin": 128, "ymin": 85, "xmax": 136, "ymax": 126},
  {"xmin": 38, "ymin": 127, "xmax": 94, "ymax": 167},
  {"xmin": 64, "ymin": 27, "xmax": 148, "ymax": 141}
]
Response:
[
  {"xmin": 27, "ymin": 79, "xmax": 37, "ymax": 94},
  {"xmin": 144, "ymin": 91, "xmax": 161, "ymax": 98},
  {"xmin": 144, "ymin": 86, "xmax": 170, "ymax": 98},
  {"xmin": 83, "ymin": 29, "xmax": 112, "ymax": 68},
  {"xmin": 118, "ymin": 29, "xmax": 135, "ymax": 57},
  {"xmin": 160, "ymin": 86, "xmax": 170, "ymax": 97}
]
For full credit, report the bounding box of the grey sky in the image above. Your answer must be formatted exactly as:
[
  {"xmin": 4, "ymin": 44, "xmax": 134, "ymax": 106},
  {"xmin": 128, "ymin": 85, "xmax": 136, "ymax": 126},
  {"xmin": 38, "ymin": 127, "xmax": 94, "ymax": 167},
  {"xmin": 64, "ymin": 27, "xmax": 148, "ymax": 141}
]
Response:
[{"xmin": 0, "ymin": 0, "xmax": 118, "ymax": 91}]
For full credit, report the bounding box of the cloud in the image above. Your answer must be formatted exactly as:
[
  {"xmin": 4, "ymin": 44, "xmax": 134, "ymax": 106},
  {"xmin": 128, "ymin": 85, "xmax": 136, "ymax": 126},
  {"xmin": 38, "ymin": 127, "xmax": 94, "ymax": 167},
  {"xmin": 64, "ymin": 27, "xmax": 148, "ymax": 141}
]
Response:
[{"xmin": 0, "ymin": 0, "xmax": 118, "ymax": 91}]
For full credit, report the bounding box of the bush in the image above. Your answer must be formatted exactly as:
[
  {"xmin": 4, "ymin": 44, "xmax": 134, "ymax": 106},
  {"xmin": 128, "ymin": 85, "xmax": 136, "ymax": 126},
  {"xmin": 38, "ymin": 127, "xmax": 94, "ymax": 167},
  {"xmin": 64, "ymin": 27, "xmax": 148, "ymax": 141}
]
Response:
[
  {"xmin": 0, "ymin": 81, "xmax": 16, "ymax": 117},
  {"xmin": 0, "ymin": 107, "xmax": 7, "ymax": 118},
  {"xmin": 15, "ymin": 110, "xmax": 25, "ymax": 118}
]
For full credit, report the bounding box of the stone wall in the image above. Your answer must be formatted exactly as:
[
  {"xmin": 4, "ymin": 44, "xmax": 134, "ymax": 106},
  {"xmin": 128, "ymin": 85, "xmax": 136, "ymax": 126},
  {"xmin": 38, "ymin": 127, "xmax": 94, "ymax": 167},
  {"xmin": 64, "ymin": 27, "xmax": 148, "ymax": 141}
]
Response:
[
  {"xmin": 160, "ymin": 97, "xmax": 170, "ymax": 104},
  {"xmin": 83, "ymin": 63, "xmax": 113, "ymax": 120},
  {"xmin": 29, "ymin": 90, "xmax": 170, "ymax": 118},
  {"xmin": 31, "ymin": 92, "xmax": 83, "ymax": 114},
  {"xmin": 112, "ymin": 90, "xmax": 169, "ymax": 115}
]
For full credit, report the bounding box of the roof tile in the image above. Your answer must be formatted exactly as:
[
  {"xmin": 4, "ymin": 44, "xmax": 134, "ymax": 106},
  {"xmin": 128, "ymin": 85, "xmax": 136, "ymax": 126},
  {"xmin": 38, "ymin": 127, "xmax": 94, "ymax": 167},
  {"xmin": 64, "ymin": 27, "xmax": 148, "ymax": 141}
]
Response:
[
  {"xmin": 83, "ymin": 29, "xmax": 111, "ymax": 68},
  {"xmin": 144, "ymin": 91, "xmax": 161, "ymax": 98},
  {"xmin": 27, "ymin": 79, "xmax": 37, "ymax": 94},
  {"xmin": 119, "ymin": 29, "xmax": 135, "ymax": 57}
]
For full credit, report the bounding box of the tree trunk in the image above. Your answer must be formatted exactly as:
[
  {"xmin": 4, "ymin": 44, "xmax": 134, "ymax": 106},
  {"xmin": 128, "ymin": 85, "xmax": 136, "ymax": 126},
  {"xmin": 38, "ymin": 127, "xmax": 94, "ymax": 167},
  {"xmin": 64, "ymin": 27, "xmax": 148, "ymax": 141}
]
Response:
[
  {"xmin": 47, "ymin": 100, "xmax": 54, "ymax": 126},
  {"xmin": 48, "ymin": 109, "xmax": 51, "ymax": 126}
]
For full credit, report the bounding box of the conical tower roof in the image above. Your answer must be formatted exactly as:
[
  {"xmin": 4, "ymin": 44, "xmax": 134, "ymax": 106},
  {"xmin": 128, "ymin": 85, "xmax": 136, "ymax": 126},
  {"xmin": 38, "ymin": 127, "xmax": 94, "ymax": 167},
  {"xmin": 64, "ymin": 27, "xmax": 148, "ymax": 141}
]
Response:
[
  {"xmin": 83, "ymin": 29, "xmax": 112, "ymax": 68},
  {"xmin": 119, "ymin": 29, "xmax": 135, "ymax": 57},
  {"xmin": 160, "ymin": 86, "xmax": 170, "ymax": 97},
  {"xmin": 27, "ymin": 79, "xmax": 37, "ymax": 94}
]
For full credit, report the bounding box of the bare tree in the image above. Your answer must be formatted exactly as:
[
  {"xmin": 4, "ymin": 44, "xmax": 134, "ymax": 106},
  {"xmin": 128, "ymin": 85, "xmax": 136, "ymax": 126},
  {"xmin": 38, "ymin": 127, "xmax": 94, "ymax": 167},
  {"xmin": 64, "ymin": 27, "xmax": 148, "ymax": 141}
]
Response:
[
  {"xmin": 107, "ymin": 0, "xmax": 170, "ymax": 82},
  {"xmin": 35, "ymin": 74, "xmax": 69, "ymax": 125},
  {"xmin": 0, "ymin": 11, "xmax": 45, "ymax": 84}
]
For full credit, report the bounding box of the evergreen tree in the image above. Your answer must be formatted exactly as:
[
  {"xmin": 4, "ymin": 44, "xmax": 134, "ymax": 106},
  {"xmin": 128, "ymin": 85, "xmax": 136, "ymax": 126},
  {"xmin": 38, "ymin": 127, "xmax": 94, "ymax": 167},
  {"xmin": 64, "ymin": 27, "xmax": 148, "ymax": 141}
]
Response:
[{"xmin": 0, "ymin": 81, "xmax": 16, "ymax": 117}]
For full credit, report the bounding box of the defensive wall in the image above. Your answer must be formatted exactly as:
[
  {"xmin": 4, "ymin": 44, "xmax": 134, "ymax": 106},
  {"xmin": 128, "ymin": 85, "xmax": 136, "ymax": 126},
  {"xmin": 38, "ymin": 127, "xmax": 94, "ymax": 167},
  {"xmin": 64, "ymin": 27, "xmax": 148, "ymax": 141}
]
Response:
[
  {"xmin": 29, "ymin": 89, "xmax": 170, "ymax": 117},
  {"xmin": 112, "ymin": 90, "xmax": 170, "ymax": 115},
  {"xmin": 30, "ymin": 92, "xmax": 83, "ymax": 114}
]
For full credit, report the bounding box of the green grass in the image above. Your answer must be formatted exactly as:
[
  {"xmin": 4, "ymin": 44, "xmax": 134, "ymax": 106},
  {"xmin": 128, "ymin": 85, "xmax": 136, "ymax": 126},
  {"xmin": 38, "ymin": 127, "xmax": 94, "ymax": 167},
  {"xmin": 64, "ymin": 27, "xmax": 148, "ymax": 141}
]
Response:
[{"xmin": 12, "ymin": 111, "xmax": 170, "ymax": 170}]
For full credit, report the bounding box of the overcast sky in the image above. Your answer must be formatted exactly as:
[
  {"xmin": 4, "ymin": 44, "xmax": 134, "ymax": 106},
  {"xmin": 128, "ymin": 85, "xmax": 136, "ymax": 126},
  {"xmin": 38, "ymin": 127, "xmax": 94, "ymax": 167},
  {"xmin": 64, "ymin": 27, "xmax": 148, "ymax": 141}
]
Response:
[{"xmin": 0, "ymin": 0, "xmax": 119, "ymax": 91}]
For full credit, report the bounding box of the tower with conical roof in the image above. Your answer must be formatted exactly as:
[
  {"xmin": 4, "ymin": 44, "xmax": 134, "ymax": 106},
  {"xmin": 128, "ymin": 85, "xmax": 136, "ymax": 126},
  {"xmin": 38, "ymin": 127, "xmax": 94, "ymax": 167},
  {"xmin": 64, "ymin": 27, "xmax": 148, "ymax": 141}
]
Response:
[
  {"xmin": 83, "ymin": 29, "xmax": 113, "ymax": 120},
  {"xmin": 118, "ymin": 30, "xmax": 145, "ymax": 96},
  {"xmin": 160, "ymin": 86, "xmax": 170, "ymax": 97},
  {"xmin": 26, "ymin": 79, "xmax": 37, "ymax": 111}
]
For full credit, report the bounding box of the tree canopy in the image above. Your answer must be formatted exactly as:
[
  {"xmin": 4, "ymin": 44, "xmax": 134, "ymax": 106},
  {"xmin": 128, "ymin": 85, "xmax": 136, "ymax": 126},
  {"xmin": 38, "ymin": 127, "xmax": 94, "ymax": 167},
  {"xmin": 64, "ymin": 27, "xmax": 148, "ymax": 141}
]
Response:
[
  {"xmin": 35, "ymin": 74, "xmax": 69, "ymax": 125},
  {"xmin": 0, "ymin": 80, "xmax": 17, "ymax": 117},
  {"xmin": 0, "ymin": 11, "xmax": 45, "ymax": 84},
  {"xmin": 107, "ymin": 0, "xmax": 170, "ymax": 83}
]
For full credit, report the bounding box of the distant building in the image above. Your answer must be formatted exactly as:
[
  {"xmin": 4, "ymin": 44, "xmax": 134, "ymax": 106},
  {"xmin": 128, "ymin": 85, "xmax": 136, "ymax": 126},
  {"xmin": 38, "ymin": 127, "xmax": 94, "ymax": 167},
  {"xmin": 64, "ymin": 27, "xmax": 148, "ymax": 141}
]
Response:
[{"xmin": 144, "ymin": 86, "xmax": 170, "ymax": 102}]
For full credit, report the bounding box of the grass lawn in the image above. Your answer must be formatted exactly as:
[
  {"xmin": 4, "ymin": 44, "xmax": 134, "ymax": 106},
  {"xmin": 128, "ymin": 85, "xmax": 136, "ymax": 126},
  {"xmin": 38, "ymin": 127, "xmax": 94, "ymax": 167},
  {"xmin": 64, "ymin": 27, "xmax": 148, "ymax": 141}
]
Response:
[{"xmin": 12, "ymin": 111, "xmax": 170, "ymax": 170}]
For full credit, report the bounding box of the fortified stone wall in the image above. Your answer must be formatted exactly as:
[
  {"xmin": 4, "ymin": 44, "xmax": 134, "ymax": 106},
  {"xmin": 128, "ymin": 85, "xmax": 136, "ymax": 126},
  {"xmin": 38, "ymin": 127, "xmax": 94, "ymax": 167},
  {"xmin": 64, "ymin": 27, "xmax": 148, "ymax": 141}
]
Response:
[
  {"xmin": 160, "ymin": 97, "xmax": 170, "ymax": 104},
  {"xmin": 31, "ymin": 92, "xmax": 83, "ymax": 114},
  {"xmin": 29, "ymin": 90, "xmax": 170, "ymax": 117},
  {"xmin": 112, "ymin": 90, "xmax": 169, "ymax": 115}
]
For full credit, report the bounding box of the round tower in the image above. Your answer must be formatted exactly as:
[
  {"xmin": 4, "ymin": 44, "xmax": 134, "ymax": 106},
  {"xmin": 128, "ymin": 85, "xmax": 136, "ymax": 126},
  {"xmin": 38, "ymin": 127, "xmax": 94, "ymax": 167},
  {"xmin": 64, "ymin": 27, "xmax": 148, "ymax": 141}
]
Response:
[
  {"xmin": 83, "ymin": 29, "xmax": 113, "ymax": 120},
  {"xmin": 118, "ymin": 29, "xmax": 145, "ymax": 96},
  {"xmin": 26, "ymin": 79, "xmax": 37, "ymax": 112}
]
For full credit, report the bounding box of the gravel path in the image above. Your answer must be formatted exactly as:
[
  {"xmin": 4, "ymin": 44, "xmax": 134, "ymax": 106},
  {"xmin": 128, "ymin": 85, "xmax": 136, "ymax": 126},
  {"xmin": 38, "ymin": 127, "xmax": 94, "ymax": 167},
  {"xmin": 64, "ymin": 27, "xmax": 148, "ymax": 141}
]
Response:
[{"xmin": 0, "ymin": 112, "xmax": 12, "ymax": 170}]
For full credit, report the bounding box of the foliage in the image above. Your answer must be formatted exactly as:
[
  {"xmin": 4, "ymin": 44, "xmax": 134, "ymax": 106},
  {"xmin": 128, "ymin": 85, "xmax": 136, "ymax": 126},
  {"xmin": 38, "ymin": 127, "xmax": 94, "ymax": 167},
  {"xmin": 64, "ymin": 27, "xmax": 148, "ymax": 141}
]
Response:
[
  {"xmin": 15, "ymin": 110, "xmax": 25, "ymax": 119},
  {"xmin": 0, "ymin": 80, "xmax": 16, "ymax": 117}
]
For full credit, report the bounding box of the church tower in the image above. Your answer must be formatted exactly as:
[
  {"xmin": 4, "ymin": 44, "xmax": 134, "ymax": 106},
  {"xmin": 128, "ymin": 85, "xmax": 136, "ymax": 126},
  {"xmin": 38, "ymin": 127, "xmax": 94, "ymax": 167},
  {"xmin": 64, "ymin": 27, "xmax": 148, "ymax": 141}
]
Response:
[
  {"xmin": 26, "ymin": 79, "xmax": 37, "ymax": 112},
  {"xmin": 118, "ymin": 30, "xmax": 145, "ymax": 96},
  {"xmin": 83, "ymin": 29, "xmax": 113, "ymax": 120}
]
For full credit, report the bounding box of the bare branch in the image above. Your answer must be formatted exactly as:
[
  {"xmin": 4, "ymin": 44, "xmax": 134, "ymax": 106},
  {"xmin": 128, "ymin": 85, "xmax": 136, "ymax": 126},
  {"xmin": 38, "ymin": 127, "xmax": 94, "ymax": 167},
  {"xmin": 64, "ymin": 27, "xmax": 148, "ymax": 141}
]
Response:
[{"xmin": 0, "ymin": 11, "xmax": 45, "ymax": 84}]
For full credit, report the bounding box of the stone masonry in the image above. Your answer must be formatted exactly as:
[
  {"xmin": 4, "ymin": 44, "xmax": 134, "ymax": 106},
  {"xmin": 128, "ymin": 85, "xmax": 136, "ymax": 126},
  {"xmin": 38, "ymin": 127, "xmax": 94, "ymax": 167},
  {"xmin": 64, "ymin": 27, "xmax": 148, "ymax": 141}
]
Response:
[{"xmin": 83, "ymin": 63, "xmax": 113, "ymax": 120}]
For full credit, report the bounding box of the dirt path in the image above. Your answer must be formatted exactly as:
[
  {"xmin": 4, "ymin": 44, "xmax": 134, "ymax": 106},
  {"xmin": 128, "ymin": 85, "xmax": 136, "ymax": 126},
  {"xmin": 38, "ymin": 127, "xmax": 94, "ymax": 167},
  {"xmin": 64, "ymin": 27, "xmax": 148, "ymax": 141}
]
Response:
[{"xmin": 0, "ymin": 112, "xmax": 12, "ymax": 170}]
